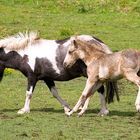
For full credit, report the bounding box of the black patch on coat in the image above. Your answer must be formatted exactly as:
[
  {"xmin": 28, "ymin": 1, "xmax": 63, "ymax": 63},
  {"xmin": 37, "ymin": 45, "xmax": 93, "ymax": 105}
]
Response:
[
  {"xmin": 55, "ymin": 44, "xmax": 67, "ymax": 71},
  {"xmin": 55, "ymin": 44, "xmax": 86, "ymax": 80},
  {"xmin": 0, "ymin": 48, "xmax": 32, "ymax": 77},
  {"xmin": 55, "ymin": 37, "xmax": 70, "ymax": 45},
  {"xmin": 34, "ymin": 57, "xmax": 59, "ymax": 80}
]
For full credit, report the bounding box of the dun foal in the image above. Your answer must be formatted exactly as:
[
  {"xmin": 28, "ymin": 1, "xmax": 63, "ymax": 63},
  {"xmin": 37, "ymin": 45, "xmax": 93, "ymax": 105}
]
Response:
[{"xmin": 64, "ymin": 39, "xmax": 140, "ymax": 116}]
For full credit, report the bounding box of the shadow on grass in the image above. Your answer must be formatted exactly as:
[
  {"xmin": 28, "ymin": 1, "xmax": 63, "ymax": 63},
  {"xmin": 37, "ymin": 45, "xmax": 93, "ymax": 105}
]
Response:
[
  {"xmin": 32, "ymin": 108, "xmax": 64, "ymax": 113},
  {"xmin": 0, "ymin": 108, "xmax": 137, "ymax": 117},
  {"xmin": 86, "ymin": 109, "xmax": 136, "ymax": 117},
  {"xmin": 0, "ymin": 108, "xmax": 64, "ymax": 113}
]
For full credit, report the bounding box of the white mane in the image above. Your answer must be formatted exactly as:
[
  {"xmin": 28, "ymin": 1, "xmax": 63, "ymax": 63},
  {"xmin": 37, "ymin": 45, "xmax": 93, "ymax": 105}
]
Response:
[{"xmin": 0, "ymin": 31, "xmax": 40, "ymax": 51}]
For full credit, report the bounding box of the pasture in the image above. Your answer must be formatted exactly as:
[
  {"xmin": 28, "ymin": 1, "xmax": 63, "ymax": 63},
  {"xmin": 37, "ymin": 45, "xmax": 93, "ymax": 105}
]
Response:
[{"xmin": 0, "ymin": 0, "xmax": 140, "ymax": 139}]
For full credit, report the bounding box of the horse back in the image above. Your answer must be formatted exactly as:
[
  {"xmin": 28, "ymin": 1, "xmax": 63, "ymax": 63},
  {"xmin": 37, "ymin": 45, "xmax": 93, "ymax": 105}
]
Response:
[{"xmin": 121, "ymin": 49, "xmax": 139, "ymax": 70}]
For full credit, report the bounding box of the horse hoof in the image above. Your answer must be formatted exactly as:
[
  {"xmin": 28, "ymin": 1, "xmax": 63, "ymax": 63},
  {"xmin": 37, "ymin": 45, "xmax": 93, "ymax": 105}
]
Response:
[
  {"xmin": 78, "ymin": 112, "xmax": 84, "ymax": 117},
  {"xmin": 64, "ymin": 107, "xmax": 71, "ymax": 114},
  {"xmin": 65, "ymin": 111, "xmax": 73, "ymax": 117},
  {"xmin": 17, "ymin": 109, "xmax": 30, "ymax": 114},
  {"xmin": 98, "ymin": 109, "xmax": 109, "ymax": 116},
  {"xmin": 65, "ymin": 112, "xmax": 72, "ymax": 117}
]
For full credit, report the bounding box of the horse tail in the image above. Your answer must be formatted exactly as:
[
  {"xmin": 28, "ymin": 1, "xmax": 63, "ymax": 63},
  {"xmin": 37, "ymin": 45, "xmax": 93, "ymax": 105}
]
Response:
[
  {"xmin": 0, "ymin": 65, "xmax": 5, "ymax": 82},
  {"xmin": 105, "ymin": 81, "xmax": 120, "ymax": 104}
]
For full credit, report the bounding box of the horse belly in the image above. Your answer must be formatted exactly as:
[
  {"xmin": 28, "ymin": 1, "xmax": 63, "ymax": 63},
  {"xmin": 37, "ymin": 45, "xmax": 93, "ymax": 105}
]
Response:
[
  {"xmin": 99, "ymin": 65, "xmax": 122, "ymax": 81},
  {"xmin": 34, "ymin": 58, "xmax": 82, "ymax": 81},
  {"xmin": 109, "ymin": 73, "xmax": 123, "ymax": 81}
]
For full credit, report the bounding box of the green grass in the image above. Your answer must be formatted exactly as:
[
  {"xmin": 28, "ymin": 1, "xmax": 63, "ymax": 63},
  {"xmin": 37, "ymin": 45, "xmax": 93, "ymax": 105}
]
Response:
[
  {"xmin": 0, "ymin": 0, "xmax": 140, "ymax": 140},
  {"xmin": 0, "ymin": 72, "xmax": 140, "ymax": 140}
]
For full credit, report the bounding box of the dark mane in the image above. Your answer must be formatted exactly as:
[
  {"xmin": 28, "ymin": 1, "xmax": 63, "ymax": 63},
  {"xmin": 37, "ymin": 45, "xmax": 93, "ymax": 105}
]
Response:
[
  {"xmin": 92, "ymin": 36, "xmax": 104, "ymax": 43},
  {"xmin": 55, "ymin": 37, "xmax": 70, "ymax": 45}
]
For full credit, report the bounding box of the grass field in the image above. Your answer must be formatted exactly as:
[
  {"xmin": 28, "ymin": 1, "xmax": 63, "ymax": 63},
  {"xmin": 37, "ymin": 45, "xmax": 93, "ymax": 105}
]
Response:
[{"xmin": 0, "ymin": 0, "xmax": 140, "ymax": 139}]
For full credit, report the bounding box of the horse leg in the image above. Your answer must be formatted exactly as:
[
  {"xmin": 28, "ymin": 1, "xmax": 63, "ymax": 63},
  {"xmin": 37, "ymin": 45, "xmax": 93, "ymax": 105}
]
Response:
[
  {"xmin": 78, "ymin": 83, "xmax": 103, "ymax": 116},
  {"xmin": 77, "ymin": 86, "xmax": 109, "ymax": 117},
  {"xmin": 124, "ymin": 72, "xmax": 140, "ymax": 112},
  {"xmin": 66, "ymin": 79, "xmax": 94, "ymax": 116},
  {"xmin": 0, "ymin": 65, "xmax": 5, "ymax": 81},
  {"xmin": 44, "ymin": 79, "xmax": 71, "ymax": 113},
  {"xmin": 17, "ymin": 76, "xmax": 37, "ymax": 114},
  {"xmin": 66, "ymin": 78, "xmax": 102, "ymax": 116},
  {"xmin": 135, "ymin": 87, "xmax": 140, "ymax": 112},
  {"xmin": 77, "ymin": 96, "xmax": 90, "ymax": 117},
  {"xmin": 97, "ymin": 86, "xmax": 109, "ymax": 116}
]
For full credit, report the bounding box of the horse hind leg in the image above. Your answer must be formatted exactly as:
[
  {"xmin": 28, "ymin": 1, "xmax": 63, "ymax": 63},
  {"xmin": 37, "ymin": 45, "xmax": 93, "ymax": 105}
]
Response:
[
  {"xmin": 17, "ymin": 76, "xmax": 37, "ymax": 114},
  {"xmin": 44, "ymin": 79, "xmax": 71, "ymax": 114},
  {"xmin": 97, "ymin": 85, "xmax": 109, "ymax": 116},
  {"xmin": 0, "ymin": 65, "xmax": 5, "ymax": 82}
]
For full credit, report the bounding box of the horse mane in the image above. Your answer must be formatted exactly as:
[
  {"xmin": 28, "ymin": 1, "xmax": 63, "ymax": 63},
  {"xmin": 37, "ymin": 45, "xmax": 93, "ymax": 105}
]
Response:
[
  {"xmin": 0, "ymin": 31, "xmax": 40, "ymax": 51},
  {"xmin": 74, "ymin": 38, "xmax": 106, "ymax": 54}
]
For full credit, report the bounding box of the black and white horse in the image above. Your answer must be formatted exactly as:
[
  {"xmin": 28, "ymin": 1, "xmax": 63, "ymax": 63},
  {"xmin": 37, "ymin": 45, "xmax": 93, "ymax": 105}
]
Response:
[{"xmin": 0, "ymin": 32, "xmax": 118, "ymax": 115}]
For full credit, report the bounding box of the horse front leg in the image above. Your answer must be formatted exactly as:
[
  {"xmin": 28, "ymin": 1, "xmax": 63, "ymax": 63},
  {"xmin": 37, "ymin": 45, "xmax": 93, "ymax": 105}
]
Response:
[
  {"xmin": 17, "ymin": 76, "xmax": 37, "ymax": 114},
  {"xmin": 135, "ymin": 87, "xmax": 140, "ymax": 112},
  {"xmin": 44, "ymin": 79, "xmax": 71, "ymax": 114},
  {"xmin": 66, "ymin": 80, "xmax": 94, "ymax": 116},
  {"xmin": 66, "ymin": 78, "xmax": 102, "ymax": 116},
  {"xmin": 77, "ymin": 82, "xmax": 103, "ymax": 117},
  {"xmin": 77, "ymin": 85, "xmax": 108, "ymax": 117},
  {"xmin": 125, "ymin": 72, "xmax": 140, "ymax": 112},
  {"xmin": 77, "ymin": 96, "xmax": 90, "ymax": 117},
  {"xmin": 50, "ymin": 86, "xmax": 71, "ymax": 113}
]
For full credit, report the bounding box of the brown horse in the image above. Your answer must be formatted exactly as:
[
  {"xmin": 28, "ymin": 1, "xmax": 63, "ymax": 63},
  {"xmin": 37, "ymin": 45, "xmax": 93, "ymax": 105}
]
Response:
[{"xmin": 64, "ymin": 39, "xmax": 140, "ymax": 116}]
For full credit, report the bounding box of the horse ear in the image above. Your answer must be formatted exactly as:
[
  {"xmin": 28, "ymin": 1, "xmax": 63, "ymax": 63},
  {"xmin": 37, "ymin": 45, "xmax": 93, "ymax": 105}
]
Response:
[{"xmin": 73, "ymin": 40, "xmax": 78, "ymax": 48}]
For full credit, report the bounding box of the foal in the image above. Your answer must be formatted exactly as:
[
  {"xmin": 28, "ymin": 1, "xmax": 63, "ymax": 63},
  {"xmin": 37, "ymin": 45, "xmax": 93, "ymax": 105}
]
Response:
[{"xmin": 64, "ymin": 39, "xmax": 140, "ymax": 116}]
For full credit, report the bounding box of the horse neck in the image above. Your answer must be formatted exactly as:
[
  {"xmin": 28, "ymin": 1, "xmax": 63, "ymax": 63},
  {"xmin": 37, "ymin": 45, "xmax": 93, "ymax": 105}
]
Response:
[{"xmin": 81, "ymin": 50, "xmax": 104, "ymax": 66}]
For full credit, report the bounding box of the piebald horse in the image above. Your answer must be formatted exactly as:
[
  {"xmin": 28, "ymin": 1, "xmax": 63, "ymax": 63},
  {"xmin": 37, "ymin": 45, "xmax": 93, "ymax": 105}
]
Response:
[
  {"xmin": 64, "ymin": 39, "xmax": 140, "ymax": 116},
  {"xmin": 0, "ymin": 32, "xmax": 118, "ymax": 115}
]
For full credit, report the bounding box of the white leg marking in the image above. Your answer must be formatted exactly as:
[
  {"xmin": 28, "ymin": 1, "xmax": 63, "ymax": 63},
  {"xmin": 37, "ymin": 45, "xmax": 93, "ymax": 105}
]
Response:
[
  {"xmin": 17, "ymin": 86, "xmax": 33, "ymax": 114},
  {"xmin": 50, "ymin": 86, "xmax": 71, "ymax": 113},
  {"xmin": 135, "ymin": 87, "xmax": 140, "ymax": 112}
]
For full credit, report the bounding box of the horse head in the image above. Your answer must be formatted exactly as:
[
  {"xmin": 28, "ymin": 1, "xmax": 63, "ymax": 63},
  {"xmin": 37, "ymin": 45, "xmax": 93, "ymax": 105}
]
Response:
[{"xmin": 63, "ymin": 38, "xmax": 85, "ymax": 68}]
